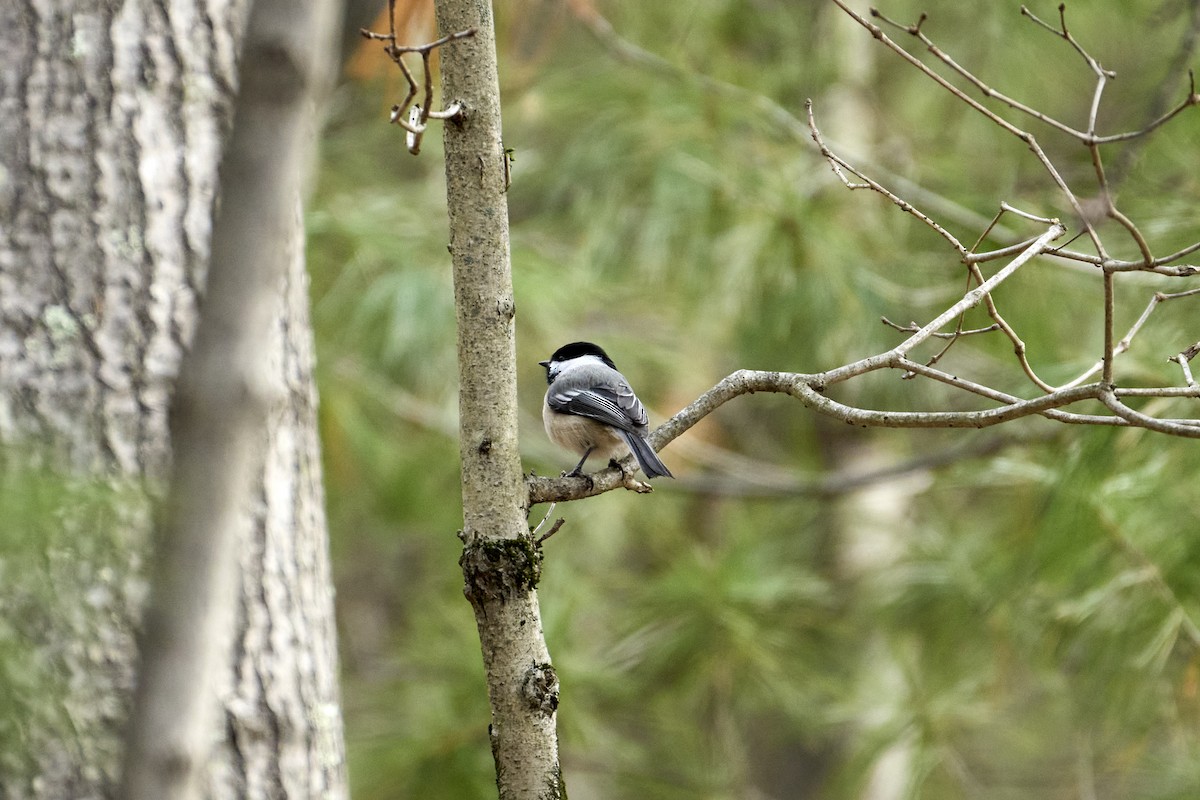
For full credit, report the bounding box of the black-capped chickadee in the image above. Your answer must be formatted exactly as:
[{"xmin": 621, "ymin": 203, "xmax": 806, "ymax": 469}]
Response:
[{"xmin": 539, "ymin": 341, "xmax": 673, "ymax": 479}]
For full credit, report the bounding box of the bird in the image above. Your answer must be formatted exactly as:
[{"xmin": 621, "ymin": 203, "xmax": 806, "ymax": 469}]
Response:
[{"xmin": 539, "ymin": 341, "xmax": 673, "ymax": 479}]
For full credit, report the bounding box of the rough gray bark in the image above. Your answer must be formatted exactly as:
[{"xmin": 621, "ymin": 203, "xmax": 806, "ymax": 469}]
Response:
[
  {"xmin": 0, "ymin": 1, "xmax": 346, "ymax": 797},
  {"xmin": 433, "ymin": 0, "xmax": 564, "ymax": 797},
  {"xmin": 120, "ymin": 0, "xmax": 342, "ymax": 795}
]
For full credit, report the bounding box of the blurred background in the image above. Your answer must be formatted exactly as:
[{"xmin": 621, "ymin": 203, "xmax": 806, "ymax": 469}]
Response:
[{"xmin": 309, "ymin": 1, "xmax": 1200, "ymax": 797}]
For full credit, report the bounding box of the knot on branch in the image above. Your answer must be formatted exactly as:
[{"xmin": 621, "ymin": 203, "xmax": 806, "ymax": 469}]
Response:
[
  {"xmin": 521, "ymin": 662, "xmax": 560, "ymax": 716},
  {"xmin": 460, "ymin": 536, "xmax": 542, "ymax": 606}
]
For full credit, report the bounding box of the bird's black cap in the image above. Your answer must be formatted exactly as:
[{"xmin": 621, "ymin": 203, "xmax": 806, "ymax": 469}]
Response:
[{"xmin": 539, "ymin": 341, "xmax": 617, "ymax": 370}]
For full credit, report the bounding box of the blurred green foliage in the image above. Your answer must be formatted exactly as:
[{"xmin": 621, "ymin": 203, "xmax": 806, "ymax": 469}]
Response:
[
  {"xmin": 0, "ymin": 460, "xmax": 148, "ymax": 784},
  {"xmin": 308, "ymin": 1, "xmax": 1200, "ymax": 797}
]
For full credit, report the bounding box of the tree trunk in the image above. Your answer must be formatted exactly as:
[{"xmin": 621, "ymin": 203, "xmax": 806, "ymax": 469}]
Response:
[
  {"xmin": 433, "ymin": 0, "xmax": 565, "ymax": 797},
  {"xmin": 0, "ymin": 1, "xmax": 346, "ymax": 797}
]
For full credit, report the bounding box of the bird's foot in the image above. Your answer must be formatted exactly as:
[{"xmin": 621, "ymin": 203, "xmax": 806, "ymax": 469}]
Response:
[{"xmin": 563, "ymin": 467, "xmax": 594, "ymax": 490}]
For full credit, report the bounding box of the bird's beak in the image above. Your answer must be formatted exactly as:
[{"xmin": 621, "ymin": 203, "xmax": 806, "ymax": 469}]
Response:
[{"xmin": 538, "ymin": 360, "xmax": 550, "ymax": 368}]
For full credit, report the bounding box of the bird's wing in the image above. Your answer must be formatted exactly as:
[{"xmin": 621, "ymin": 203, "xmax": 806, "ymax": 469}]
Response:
[{"xmin": 547, "ymin": 382, "xmax": 648, "ymax": 433}]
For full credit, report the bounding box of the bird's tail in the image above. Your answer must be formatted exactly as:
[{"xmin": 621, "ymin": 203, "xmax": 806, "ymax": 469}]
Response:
[{"xmin": 618, "ymin": 431, "xmax": 673, "ymax": 479}]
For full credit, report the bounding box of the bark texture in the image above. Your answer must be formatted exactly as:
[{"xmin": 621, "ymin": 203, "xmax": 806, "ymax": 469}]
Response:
[
  {"xmin": 433, "ymin": 0, "xmax": 564, "ymax": 797},
  {"xmin": 121, "ymin": 0, "xmax": 340, "ymax": 794},
  {"xmin": 0, "ymin": 1, "xmax": 345, "ymax": 797}
]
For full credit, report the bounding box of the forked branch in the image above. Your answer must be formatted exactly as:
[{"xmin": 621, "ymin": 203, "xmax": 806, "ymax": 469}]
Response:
[
  {"xmin": 361, "ymin": 0, "xmax": 474, "ymax": 154},
  {"xmin": 534, "ymin": 2, "xmax": 1200, "ymax": 506}
]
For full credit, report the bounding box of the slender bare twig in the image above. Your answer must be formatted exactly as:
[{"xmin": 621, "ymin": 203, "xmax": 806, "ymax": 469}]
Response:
[
  {"xmin": 1109, "ymin": 0, "xmax": 1200, "ymax": 183},
  {"xmin": 1098, "ymin": 389, "xmax": 1200, "ymax": 435},
  {"xmin": 1114, "ymin": 386, "xmax": 1200, "ymax": 399},
  {"xmin": 807, "ymin": 101, "xmax": 967, "ymax": 255},
  {"xmin": 1019, "ymin": 4, "xmax": 1114, "ymax": 135},
  {"xmin": 819, "ymin": 5, "xmax": 1200, "ymax": 395},
  {"xmin": 865, "ymin": 2, "xmax": 1200, "ymax": 271},
  {"xmin": 965, "ymin": 237, "xmax": 1052, "ymax": 265},
  {"xmin": 536, "ymin": 518, "xmax": 566, "ymax": 544},
  {"xmin": 1173, "ymin": 352, "xmax": 1197, "ymax": 387},
  {"xmin": 1060, "ymin": 288, "xmax": 1200, "ymax": 389},
  {"xmin": 832, "ymin": 3, "xmax": 1106, "ymax": 259},
  {"xmin": 1088, "ymin": 69, "xmax": 1199, "ymax": 145},
  {"xmin": 882, "ymin": 318, "xmax": 999, "ymax": 338},
  {"xmin": 1102, "ymin": 270, "xmax": 1117, "ymax": 383},
  {"xmin": 871, "ymin": 6, "xmax": 1095, "ymax": 142},
  {"xmin": 361, "ymin": 5, "xmax": 474, "ymax": 153}
]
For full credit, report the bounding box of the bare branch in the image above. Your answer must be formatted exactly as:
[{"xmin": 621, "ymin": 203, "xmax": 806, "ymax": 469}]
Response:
[
  {"xmin": 861, "ymin": 4, "xmax": 1198, "ymax": 270},
  {"xmin": 1091, "ymin": 72, "xmax": 1200, "ymax": 145},
  {"xmin": 807, "ymin": 100, "xmax": 967, "ymax": 255},
  {"xmin": 1173, "ymin": 350, "xmax": 1198, "ymax": 387},
  {"xmin": 529, "ymin": 3, "xmax": 1200, "ymax": 509},
  {"xmin": 534, "ymin": 515, "xmax": 566, "ymax": 545},
  {"xmin": 832, "ymin": 2, "xmax": 1107, "ymax": 256},
  {"xmin": 528, "ymin": 464, "xmax": 658, "ymax": 506},
  {"xmin": 882, "ymin": 318, "xmax": 1000, "ymax": 339},
  {"xmin": 1108, "ymin": 1, "xmax": 1200, "ymax": 182},
  {"xmin": 871, "ymin": 5, "xmax": 1096, "ymax": 141},
  {"xmin": 1098, "ymin": 390, "xmax": 1200, "ymax": 437},
  {"xmin": 1061, "ymin": 288, "xmax": 1200, "ymax": 389},
  {"xmin": 360, "ymin": 14, "xmax": 475, "ymax": 152},
  {"xmin": 965, "ymin": 236, "xmax": 1052, "ymax": 265},
  {"xmin": 883, "ymin": 225, "xmax": 1065, "ymax": 369}
]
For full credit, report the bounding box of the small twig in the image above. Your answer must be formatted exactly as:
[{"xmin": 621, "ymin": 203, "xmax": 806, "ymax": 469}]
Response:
[
  {"xmin": 359, "ymin": 20, "xmax": 475, "ymax": 153},
  {"xmin": 1173, "ymin": 351, "xmax": 1198, "ymax": 387},
  {"xmin": 530, "ymin": 502, "xmax": 557, "ymax": 535},
  {"xmin": 847, "ymin": 4, "xmax": 1108, "ymax": 259},
  {"xmin": 426, "ymin": 103, "xmax": 464, "ymax": 120},
  {"xmin": 1091, "ymin": 70, "xmax": 1200, "ymax": 145},
  {"xmin": 964, "ymin": 206, "xmax": 1065, "ymax": 266},
  {"xmin": 1098, "ymin": 389, "xmax": 1200, "ymax": 436},
  {"xmin": 997, "ymin": 202, "xmax": 1058, "ymax": 225},
  {"xmin": 807, "ymin": 101, "xmax": 967, "ymax": 256},
  {"xmin": 1113, "ymin": 386, "xmax": 1200, "ymax": 399},
  {"xmin": 1020, "ymin": 4, "xmax": 1116, "ymax": 83},
  {"xmin": 817, "ymin": 223, "xmax": 1066, "ymax": 390},
  {"xmin": 882, "ymin": 318, "xmax": 1000, "ymax": 339},
  {"xmin": 385, "ymin": 28, "xmax": 477, "ymax": 54},
  {"xmin": 1062, "ymin": 252, "xmax": 1200, "ymax": 275},
  {"xmin": 1061, "ymin": 288, "xmax": 1200, "ymax": 389},
  {"xmin": 965, "ymin": 238, "xmax": 1052, "ymax": 265},
  {"xmin": 1102, "ymin": 270, "xmax": 1116, "ymax": 383},
  {"xmin": 536, "ymin": 518, "xmax": 566, "ymax": 545}
]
